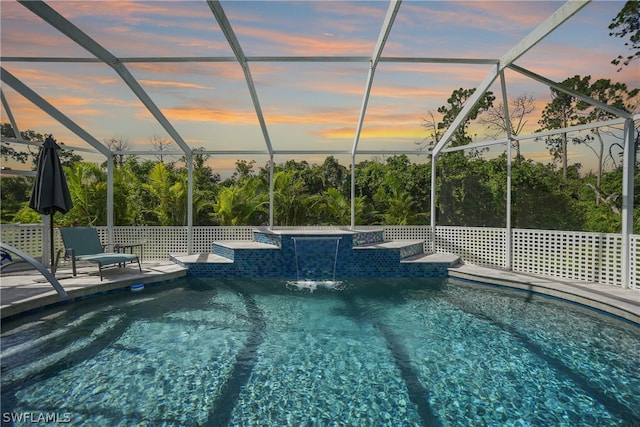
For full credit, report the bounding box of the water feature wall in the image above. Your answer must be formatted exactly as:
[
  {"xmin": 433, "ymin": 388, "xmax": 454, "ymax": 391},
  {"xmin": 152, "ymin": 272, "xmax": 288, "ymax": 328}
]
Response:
[
  {"xmin": 292, "ymin": 237, "xmax": 342, "ymax": 281},
  {"xmin": 183, "ymin": 229, "xmax": 458, "ymax": 279}
]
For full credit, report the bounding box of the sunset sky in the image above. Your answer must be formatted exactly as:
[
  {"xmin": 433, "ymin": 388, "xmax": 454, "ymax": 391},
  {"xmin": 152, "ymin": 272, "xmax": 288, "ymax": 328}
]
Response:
[{"xmin": 1, "ymin": 0, "xmax": 638, "ymax": 176}]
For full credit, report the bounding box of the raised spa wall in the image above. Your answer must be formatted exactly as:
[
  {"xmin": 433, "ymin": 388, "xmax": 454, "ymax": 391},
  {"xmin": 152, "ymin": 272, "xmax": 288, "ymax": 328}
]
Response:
[{"xmin": 178, "ymin": 229, "xmax": 460, "ymax": 280}]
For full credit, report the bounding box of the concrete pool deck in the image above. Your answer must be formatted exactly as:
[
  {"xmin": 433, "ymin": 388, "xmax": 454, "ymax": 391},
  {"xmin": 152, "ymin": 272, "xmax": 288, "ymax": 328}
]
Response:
[
  {"xmin": 449, "ymin": 264, "xmax": 639, "ymax": 325},
  {"xmin": 0, "ymin": 260, "xmax": 187, "ymax": 319},
  {"xmin": 0, "ymin": 258, "xmax": 638, "ymax": 325}
]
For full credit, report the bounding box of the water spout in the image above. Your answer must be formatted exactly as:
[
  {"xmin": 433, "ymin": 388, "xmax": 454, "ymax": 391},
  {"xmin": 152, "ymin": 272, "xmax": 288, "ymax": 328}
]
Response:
[{"xmin": 291, "ymin": 236, "xmax": 342, "ymax": 282}]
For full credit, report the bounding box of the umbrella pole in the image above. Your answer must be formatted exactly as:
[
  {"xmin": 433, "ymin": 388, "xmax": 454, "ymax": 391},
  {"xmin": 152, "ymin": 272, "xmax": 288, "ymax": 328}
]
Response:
[{"xmin": 50, "ymin": 214, "xmax": 55, "ymax": 271}]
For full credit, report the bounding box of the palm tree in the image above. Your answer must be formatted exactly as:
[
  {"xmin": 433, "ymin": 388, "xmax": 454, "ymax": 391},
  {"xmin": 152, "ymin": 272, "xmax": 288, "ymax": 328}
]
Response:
[
  {"xmin": 311, "ymin": 188, "xmax": 365, "ymax": 225},
  {"xmin": 64, "ymin": 162, "xmax": 107, "ymax": 225},
  {"xmin": 374, "ymin": 174, "xmax": 426, "ymax": 225},
  {"xmin": 273, "ymin": 170, "xmax": 309, "ymax": 226},
  {"xmin": 142, "ymin": 163, "xmax": 187, "ymax": 225},
  {"xmin": 213, "ymin": 177, "xmax": 268, "ymax": 225}
]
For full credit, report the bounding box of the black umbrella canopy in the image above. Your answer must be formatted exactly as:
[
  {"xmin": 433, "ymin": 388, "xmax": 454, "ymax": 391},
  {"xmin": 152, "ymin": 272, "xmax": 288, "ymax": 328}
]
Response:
[
  {"xmin": 29, "ymin": 135, "xmax": 73, "ymax": 268},
  {"xmin": 29, "ymin": 135, "xmax": 73, "ymax": 215}
]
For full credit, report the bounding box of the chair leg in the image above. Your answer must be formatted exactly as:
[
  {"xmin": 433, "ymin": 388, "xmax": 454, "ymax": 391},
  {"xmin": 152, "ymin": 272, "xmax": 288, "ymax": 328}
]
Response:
[
  {"xmin": 99, "ymin": 265, "xmax": 103, "ymax": 281},
  {"xmin": 53, "ymin": 248, "xmax": 64, "ymax": 275},
  {"xmin": 70, "ymin": 250, "xmax": 77, "ymax": 277},
  {"xmin": 136, "ymin": 258, "xmax": 141, "ymax": 272}
]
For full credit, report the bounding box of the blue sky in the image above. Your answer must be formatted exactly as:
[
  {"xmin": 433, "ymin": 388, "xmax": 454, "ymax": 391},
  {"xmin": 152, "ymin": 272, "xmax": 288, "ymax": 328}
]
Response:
[{"xmin": 1, "ymin": 1, "xmax": 638, "ymax": 175}]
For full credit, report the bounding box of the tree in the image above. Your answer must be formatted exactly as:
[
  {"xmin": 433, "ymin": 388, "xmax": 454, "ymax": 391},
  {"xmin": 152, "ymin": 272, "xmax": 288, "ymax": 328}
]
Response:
[
  {"xmin": 0, "ymin": 176, "xmax": 33, "ymax": 223},
  {"xmin": 104, "ymin": 136, "xmax": 131, "ymax": 168},
  {"xmin": 0, "ymin": 123, "xmax": 29, "ymax": 164},
  {"xmin": 537, "ymin": 75, "xmax": 591, "ymax": 181},
  {"xmin": 436, "ymin": 88, "xmax": 495, "ymax": 147},
  {"xmin": 480, "ymin": 94, "xmax": 536, "ymax": 159},
  {"xmin": 229, "ymin": 159, "xmax": 256, "ymax": 184},
  {"xmin": 213, "ymin": 177, "xmax": 268, "ymax": 225},
  {"xmin": 190, "ymin": 150, "xmax": 220, "ymax": 225},
  {"xmin": 573, "ymin": 78, "xmax": 639, "ymax": 202},
  {"xmin": 419, "ymin": 111, "xmax": 441, "ymax": 151},
  {"xmin": 374, "ymin": 174, "xmax": 426, "ymax": 225},
  {"xmin": 436, "ymin": 152, "xmax": 505, "ymax": 227},
  {"xmin": 273, "ymin": 170, "xmax": 310, "ymax": 226},
  {"xmin": 510, "ymin": 159, "xmax": 584, "ymax": 230},
  {"xmin": 142, "ymin": 162, "xmax": 187, "ymax": 225},
  {"xmin": 609, "ymin": 0, "xmax": 640, "ymax": 71},
  {"xmin": 316, "ymin": 156, "xmax": 349, "ymax": 195},
  {"xmin": 64, "ymin": 162, "xmax": 108, "ymax": 226},
  {"xmin": 150, "ymin": 135, "xmax": 173, "ymax": 164},
  {"xmin": 309, "ymin": 188, "xmax": 365, "ymax": 226}
]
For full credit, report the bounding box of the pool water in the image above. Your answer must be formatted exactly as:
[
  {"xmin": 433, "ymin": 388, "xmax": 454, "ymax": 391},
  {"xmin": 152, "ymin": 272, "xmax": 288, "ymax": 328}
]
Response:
[{"xmin": 1, "ymin": 278, "xmax": 638, "ymax": 426}]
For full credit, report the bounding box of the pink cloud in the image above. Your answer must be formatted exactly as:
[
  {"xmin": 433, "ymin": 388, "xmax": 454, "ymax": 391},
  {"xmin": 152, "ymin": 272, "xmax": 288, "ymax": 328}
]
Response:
[{"xmin": 234, "ymin": 24, "xmax": 373, "ymax": 56}]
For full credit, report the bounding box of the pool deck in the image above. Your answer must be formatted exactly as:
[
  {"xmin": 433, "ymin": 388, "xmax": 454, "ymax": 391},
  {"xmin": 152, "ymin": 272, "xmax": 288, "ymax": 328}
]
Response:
[
  {"xmin": 450, "ymin": 264, "xmax": 639, "ymax": 325},
  {"xmin": 0, "ymin": 260, "xmax": 187, "ymax": 319},
  {"xmin": 0, "ymin": 258, "xmax": 638, "ymax": 325}
]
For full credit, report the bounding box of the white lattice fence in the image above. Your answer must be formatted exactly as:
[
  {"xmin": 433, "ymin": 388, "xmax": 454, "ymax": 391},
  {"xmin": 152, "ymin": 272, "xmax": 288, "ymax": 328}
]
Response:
[
  {"xmin": 192, "ymin": 226, "xmax": 254, "ymax": 254},
  {"xmin": 2, "ymin": 224, "xmax": 638, "ymax": 288},
  {"xmin": 597, "ymin": 233, "xmax": 623, "ymax": 286},
  {"xmin": 513, "ymin": 230, "xmax": 592, "ymax": 281},
  {"xmin": 435, "ymin": 226, "xmax": 506, "ymax": 268},
  {"xmin": 511, "ymin": 229, "xmax": 621, "ymax": 285},
  {"xmin": 101, "ymin": 226, "xmax": 188, "ymax": 261},
  {"xmin": 383, "ymin": 226, "xmax": 433, "ymax": 252},
  {"xmin": 103, "ymin": 226, "xmax": 257, "ymax": 260},
  {"xmin": 0, "ymin": 224, "xmax": 45, "ymax": 258}
]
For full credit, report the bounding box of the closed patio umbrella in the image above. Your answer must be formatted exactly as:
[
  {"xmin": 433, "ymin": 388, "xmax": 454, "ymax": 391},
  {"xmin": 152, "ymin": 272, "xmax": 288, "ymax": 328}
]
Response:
[{"xmin": 29, "ymin": 135, "xmax": 73, "ymax": 269}]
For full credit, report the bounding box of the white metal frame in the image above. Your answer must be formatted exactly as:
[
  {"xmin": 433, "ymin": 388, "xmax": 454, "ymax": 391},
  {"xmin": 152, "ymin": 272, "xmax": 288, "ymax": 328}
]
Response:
[{"xmin": 0, "ymin": 0, "xmax": 637, "ymax": 286}]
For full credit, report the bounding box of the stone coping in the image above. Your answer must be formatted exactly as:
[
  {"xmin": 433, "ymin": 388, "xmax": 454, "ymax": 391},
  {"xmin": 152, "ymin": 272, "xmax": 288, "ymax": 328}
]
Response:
[
  {"xmin": 1, "ymin": 262, "xmax": 187, "ymax": 320},
  {"xmin": 254, "ymin": 227, "xmax": 383, "ymax": 235},
  {"xmin": 213, "ymin": 241, "xmax": 279, "ymax": 249},
  {"xmin": 354, "ymin": 240, "xmax": 424, "ymax": 249},
  {"xmin": 3, "ymin": 260, "xmax": 636, "ymax": 326},
  {"xmin": 402, "ymin": 253, "xmax": 461, "ymax": 264},
  {"xmin": 449, "ymin": 264, "xmax": 639, "ymax": 326}
]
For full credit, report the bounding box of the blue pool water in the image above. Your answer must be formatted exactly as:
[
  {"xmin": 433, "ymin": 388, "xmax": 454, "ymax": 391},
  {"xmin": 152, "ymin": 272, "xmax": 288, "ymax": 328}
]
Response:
[{"xmin": 1, "ymin": 278, "xmax": 638, "ymax": 426}]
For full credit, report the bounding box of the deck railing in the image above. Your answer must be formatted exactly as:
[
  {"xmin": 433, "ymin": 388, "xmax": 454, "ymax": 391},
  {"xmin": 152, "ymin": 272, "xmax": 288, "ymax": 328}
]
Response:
[{"xmin": 1, "ymin": 224, "xmax": 637, "ymax": 289}]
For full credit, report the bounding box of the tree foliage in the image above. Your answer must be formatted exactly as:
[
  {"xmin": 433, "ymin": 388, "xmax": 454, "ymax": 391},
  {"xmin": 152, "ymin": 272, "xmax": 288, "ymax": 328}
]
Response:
[
  {"xmin": 2, "ymin": 118, "xmax": 637, "ymax": 233},
  {"xmin": 609, "ymin": 0, "xmax": 640, "ymax": 71}
]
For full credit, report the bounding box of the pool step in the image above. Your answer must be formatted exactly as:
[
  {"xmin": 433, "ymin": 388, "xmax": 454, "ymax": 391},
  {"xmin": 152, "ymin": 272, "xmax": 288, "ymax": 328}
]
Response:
[
  {"xmin": 353, "ymin": 239, "xmax": 425, "ymax": 260},
  {"xmin": 213, "ymin": 241, "xmax": 279, "ymax": 261},
  {"xmin": 0, "ymin": 310, "xmax": 124, "ymax": 387},
  {"xmin": 401, "ymin": 252, "xmax": 461, "ymax": 266},
  {"xmin": 170, "ymin": 230, "xmax": 459, "ymax": 279}
]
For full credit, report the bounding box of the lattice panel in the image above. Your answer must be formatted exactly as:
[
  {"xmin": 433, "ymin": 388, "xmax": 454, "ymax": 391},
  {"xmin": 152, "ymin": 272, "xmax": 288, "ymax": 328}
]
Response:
[
  {"xmin": 98, "ymin": 226, "xmax": 257, "ymax": 260},
  {"xmin": 1, "ymin": 224, "xmax": 44, "ymax": 258},
  {"xmin": 99, "ymin": 226, "xmax": 187, "ymax": 261},
  {"xmin": 597, "ymin": 233, "xmax": 622, "ymax": 286},
  {"xmin": 631, "ymin": 235, "xmax": 639, "ymax": 289},
  {"xmin": 383, "ymin": 226, "xmax": 433, "ymax": 252},
  {"xmin": 3, "ymin": 224, "xmax": 638, "ymax": 289},
  {"xmin": 435, "ymin": 227, "xmax": 506, "ymax": 267},
  {"xmin": 192, "ymin": 226, "xmax": 254, "ymax": 253},
  {"xmin": 512, "ymin": 229, "xmax": 612, "ymax": 284},
  {"xmin": 272, "ymin": 226, "xmax": 346, "ymax": 231}
]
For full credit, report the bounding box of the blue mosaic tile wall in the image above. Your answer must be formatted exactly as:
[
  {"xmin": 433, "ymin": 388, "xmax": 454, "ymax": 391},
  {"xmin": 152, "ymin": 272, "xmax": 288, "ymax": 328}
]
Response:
[
  {"xmin": 212, "ymin": 243, "xmax": 235, "ymax": 261},
  {"xmin": 187, "ymin": 231, "xmax": 455, "ymax": 279},
  {"xmin": 253, "ymin": 231, "xmax": 281, "ymax": 247},
  {"xmin": 353, "ymin": 230, "xmax": 383, "ymax": 246},
  {"xmin": 399, "ymin": 242, "xmax": 424, "ymax": 259}
]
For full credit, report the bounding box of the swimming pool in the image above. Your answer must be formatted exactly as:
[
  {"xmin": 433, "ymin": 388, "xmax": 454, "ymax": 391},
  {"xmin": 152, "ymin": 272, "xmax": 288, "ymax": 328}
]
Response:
[{"xmin": 1, "ymin": 278, "xmax": 638, "ymax": 426}]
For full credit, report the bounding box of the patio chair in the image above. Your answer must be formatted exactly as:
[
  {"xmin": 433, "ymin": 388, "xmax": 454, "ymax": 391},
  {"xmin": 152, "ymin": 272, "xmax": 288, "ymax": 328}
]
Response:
[{"xmin": 59, "ymin": 227, "xmax": 141, "ymax": 281}]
